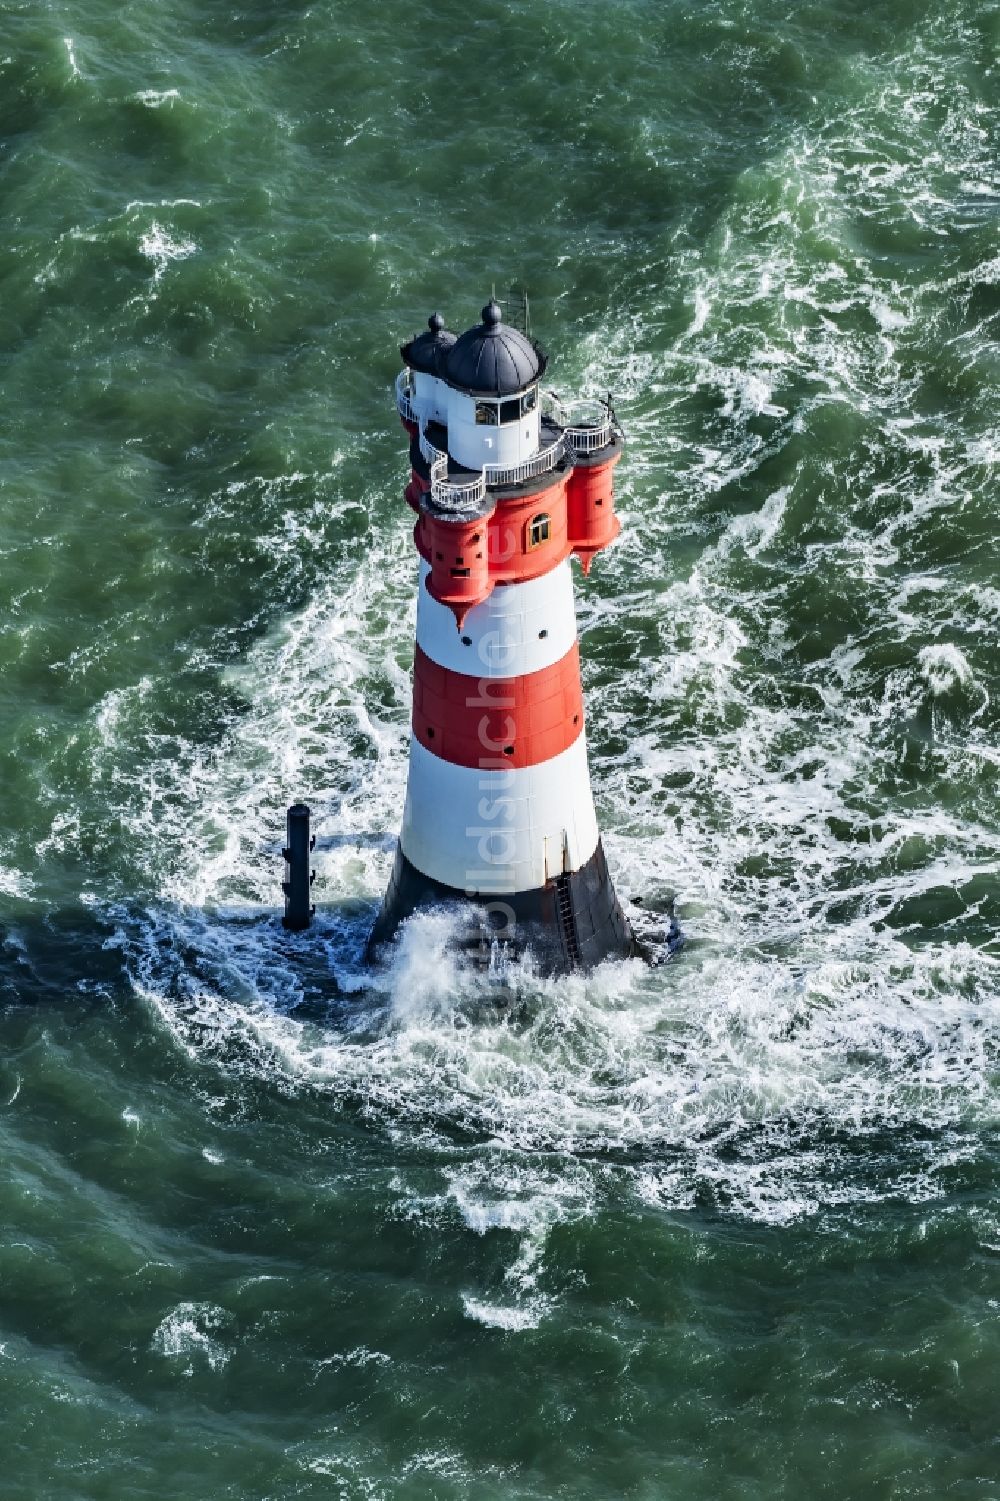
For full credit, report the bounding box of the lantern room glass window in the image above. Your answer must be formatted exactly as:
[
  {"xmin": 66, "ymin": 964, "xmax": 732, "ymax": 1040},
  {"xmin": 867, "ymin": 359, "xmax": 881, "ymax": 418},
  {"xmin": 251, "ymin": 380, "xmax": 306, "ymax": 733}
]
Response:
[
  {"xmin": 475, "ymin": 390, "xmax": 539, "ymax": 426},
  {"xmin": 475, "ymin": 390, "xmax": 538, "ymax": 426}
]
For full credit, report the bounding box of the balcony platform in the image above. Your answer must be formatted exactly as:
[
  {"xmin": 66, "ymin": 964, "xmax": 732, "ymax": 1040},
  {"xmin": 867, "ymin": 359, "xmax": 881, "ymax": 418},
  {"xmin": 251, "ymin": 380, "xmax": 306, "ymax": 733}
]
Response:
[{"xmin": 411, "ymin": 417, "xmax": 573, "ymax": 511}]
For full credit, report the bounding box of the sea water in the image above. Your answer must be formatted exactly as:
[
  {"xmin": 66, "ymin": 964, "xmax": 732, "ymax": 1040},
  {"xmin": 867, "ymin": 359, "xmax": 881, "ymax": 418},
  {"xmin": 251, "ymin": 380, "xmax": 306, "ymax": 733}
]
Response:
[{"xmin": 1, "ymin": 1, "xmax": 999, "ymax": 1494}]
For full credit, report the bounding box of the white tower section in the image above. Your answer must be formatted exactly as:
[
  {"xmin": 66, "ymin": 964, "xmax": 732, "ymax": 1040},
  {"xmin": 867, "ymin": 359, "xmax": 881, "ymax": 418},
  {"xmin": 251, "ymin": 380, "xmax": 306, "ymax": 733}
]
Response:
[
  {"xmin": 411, "ymin": 369, "xmax": 450, "ymax": 427},
  {"xmin": 445, "ymin": 385, "xmax": 541, "ymax": 471}
]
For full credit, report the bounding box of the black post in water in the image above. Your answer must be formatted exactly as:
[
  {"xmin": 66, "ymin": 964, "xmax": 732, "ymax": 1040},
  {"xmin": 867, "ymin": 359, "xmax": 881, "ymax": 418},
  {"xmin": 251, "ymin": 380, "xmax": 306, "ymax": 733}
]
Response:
[{"xmin": 282, "ymin": 803, "xmax": 315, "ymax": 931}]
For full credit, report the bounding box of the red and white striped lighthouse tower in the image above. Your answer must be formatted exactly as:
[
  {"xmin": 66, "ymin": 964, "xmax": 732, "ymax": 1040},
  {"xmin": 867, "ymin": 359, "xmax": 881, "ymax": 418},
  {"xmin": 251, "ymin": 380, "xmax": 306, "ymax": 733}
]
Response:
[{"xmin": 369, "ymin": 299, "xmax": 635, "ymax": 972}]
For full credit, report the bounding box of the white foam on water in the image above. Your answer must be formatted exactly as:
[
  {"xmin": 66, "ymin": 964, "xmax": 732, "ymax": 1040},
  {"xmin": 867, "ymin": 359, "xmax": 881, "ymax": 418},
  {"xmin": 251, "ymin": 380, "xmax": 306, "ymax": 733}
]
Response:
[
  {"xmin": 133, "ymin": 89, "xmax": 181, "ymax": 108},
  {"xmin": 311, "ymin": 1347, "xmax": 392, "ymax": 1383},
  {"xmin": 715, "ymin": 485, "xmax": 790, "ymax": 558},
  {"xmin": 117, "ymin": 527, "xmax": 1000, "ymax": 1229},
  {"xmin": 448, "ymin": 1156, "xmax": 592, "ymax": 1328},
  {"xmin": 0, "ymin": 862, "xmax": 32, "ymax": 900},
  {"xmin": 299, "ymin": 1443, "xmax": 513, "ymax": 1492},
  {"xmin": 150, "ymin": 1302, "xmax": 231, "ymax": 1375},
  {"xmin": 919, "ymin": 643, "xmax": 975, "ymax": 696},
  {"xmin": 460, "ymin": 1295, "xmax": 546, "ymax": 1332},
  {"xmin": 124, "ymin": 198, "xmax": 203, "ymax": 214},
  {"xmin": 138, "ymin": 222, "xmax": 197, "ymax": 284},
  {"xmin": 114, "ymin": 522, "xmax": 1000, "ymax": 1251}
]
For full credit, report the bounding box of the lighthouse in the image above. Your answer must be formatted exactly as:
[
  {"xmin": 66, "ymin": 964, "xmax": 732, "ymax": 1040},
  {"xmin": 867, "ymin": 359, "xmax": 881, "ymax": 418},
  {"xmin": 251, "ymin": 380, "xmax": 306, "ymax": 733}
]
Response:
[{"xmin": 368, "ymin": 299, "xmax": 635, "ymax": 972}]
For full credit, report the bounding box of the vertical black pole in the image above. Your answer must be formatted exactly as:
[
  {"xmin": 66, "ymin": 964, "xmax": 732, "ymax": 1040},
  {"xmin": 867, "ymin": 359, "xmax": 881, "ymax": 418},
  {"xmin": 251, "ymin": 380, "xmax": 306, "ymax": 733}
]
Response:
[{"xmin": 282, "ymin": 803, "xmax": 314, "ymax": 931}]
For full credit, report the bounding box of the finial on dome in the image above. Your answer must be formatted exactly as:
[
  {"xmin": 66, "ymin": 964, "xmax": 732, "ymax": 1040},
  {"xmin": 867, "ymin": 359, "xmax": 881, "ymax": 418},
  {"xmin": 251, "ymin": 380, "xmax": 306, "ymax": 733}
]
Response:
[
  {"xmin": 428, "ymin": 311, "xmax": 445, "ymax": 334},
  {"xmin": 481, "ymin": 299, "xmax": 502, "ymax": 329}
]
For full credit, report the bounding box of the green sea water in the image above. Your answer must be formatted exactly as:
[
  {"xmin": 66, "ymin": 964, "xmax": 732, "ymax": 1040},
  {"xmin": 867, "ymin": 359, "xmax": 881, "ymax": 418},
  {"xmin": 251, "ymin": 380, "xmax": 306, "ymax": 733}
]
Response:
[{"xmin": 2, "ymin": 0, "xmax": 1000, "ymax": 1495}]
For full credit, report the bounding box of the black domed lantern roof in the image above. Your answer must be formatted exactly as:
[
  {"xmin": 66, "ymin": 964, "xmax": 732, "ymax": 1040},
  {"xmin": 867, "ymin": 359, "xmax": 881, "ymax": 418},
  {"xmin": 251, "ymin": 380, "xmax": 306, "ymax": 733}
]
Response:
[
  {"xmin": 400, "ymin": 312, "xmax": 457, "ymax": 375},
  {"xmin": 444, "ymin": 299, "xmax": 547, "ymax": 396}
]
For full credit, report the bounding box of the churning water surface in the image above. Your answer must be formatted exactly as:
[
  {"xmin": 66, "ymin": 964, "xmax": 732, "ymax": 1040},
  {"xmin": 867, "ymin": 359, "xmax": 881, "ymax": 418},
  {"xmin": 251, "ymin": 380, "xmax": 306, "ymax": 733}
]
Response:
[{"xmin": 1, "ymin": 1, "xmax": 999, "ymax": 1495}]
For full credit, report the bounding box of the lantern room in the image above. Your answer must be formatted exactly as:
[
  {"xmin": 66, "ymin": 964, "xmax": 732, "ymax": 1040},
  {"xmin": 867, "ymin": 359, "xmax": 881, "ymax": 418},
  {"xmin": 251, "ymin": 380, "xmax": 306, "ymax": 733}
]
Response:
[{"xmin": 442, "ymin": 300, "xmax": 548, "ymax": 472}]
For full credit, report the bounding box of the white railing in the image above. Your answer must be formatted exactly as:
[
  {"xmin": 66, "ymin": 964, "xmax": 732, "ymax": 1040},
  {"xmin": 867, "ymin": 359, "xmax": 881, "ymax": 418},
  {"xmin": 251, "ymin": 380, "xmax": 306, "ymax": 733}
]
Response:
[
  {"xmin": 541, "ymin": 389, "xmax": 567, "ymax": 422},
  {"xmin": 542, "ymin": 391, "xmax": 614, "ymax": 454},
  {"xmin": 561, "ymin": 404, "xmax": 613, "ymax": 454},
  {"xmin": 418, "ymin": 427, "xmax": 569, "ymax": 513},
  {"xmin": 395, "ymin": 369, "xmax": 416, "ymax": 425},
  {"xmin": 419, "ymin": 431, "xmax": 485, "ymax": 512},
  {"xmin": 483, "ymin": 433, "xmax": 567, "ymax": 489}
]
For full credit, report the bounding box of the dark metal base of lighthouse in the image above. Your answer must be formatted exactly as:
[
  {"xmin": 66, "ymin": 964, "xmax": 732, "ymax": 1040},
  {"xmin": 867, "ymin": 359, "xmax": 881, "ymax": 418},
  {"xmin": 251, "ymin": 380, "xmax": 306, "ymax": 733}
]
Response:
[{"xmin": 366, "ymin": 840, "xmax": 636, "ymax": 975}]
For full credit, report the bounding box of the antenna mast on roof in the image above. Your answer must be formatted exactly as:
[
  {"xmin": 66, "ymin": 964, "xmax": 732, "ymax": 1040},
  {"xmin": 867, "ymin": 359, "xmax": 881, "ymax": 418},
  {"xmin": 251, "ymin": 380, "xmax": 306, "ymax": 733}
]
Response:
[{"xmin": 506, "ymin": 284, "xmax": 531, "ymax": 339}]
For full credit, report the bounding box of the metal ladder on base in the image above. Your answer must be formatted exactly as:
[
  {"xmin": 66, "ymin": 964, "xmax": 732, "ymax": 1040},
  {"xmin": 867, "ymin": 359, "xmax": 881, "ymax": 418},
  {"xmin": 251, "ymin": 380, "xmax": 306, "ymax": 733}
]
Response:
[{"xmin": 554, "ymin": 873, "xmax": 581, "ymax": 967}]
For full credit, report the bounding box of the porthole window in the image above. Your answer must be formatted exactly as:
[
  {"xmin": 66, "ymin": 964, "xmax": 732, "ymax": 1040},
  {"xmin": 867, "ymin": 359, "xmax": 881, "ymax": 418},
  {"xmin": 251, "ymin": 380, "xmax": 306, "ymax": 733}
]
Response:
[{"xmin": 528, "ymin": 513, "xmax": 551, "ymax": 549}]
